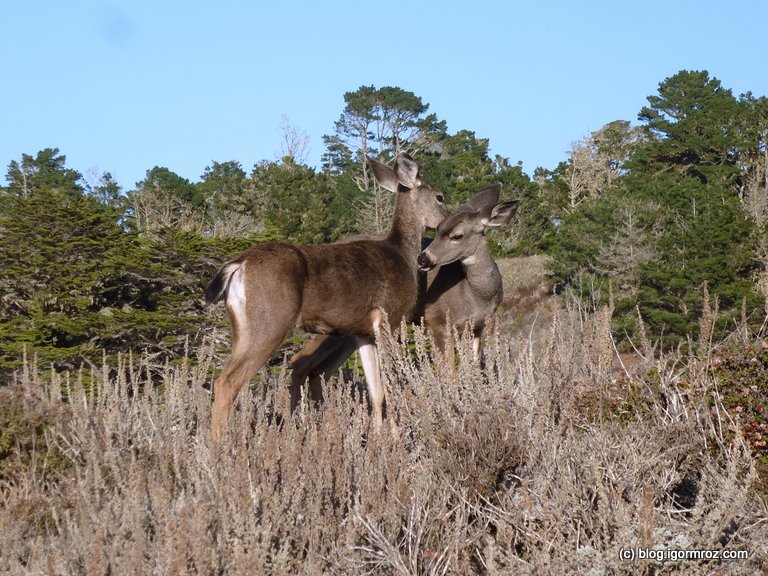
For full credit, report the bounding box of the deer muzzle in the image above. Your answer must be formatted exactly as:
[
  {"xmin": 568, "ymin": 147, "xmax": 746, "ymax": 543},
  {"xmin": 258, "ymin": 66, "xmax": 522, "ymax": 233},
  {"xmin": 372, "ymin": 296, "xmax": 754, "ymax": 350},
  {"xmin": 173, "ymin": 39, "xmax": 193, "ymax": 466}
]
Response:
[{"xmin": 417, "ymin": 251, "xmax": 437, "ymax": 271}]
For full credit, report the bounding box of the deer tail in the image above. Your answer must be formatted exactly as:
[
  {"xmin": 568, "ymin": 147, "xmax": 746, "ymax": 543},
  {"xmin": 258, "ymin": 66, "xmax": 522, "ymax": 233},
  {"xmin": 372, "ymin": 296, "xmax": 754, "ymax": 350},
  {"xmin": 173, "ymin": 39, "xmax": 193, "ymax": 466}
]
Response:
[{"xmin": 205, "ymin": 262, "xmax": 242, "ymax": 304}]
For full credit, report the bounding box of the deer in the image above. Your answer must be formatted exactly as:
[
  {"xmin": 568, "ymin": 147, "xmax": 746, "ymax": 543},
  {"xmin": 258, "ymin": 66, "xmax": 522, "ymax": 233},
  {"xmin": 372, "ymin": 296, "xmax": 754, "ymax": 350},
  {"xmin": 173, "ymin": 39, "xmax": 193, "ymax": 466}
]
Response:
[
  {"xmin": 205, "ymin": 154, "xmax": 448, "ymax": 441},
  {"xmin": 417, "ymin": 187, "xmax": 519, "ymax": 363},
  {"xmin": 289, "ymin": 184, "xmax": 518, "ymax": 402}
]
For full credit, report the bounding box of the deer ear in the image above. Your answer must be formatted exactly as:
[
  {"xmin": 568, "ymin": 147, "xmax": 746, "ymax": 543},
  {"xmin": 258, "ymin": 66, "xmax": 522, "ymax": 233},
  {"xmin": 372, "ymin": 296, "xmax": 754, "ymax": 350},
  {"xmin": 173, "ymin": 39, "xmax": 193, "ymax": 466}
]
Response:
[
  {"xmin": 480, "ymin": 200, "xmax": 520, "ymax": 228},
  {"xmin": 465, "ymin": 183, "xmax": 501, "ymax": 211},
  {"xmin": 366, "ymin": 156, "xmax": 399, "ymax": 192},
  {"xmin": 394, "ymin": 153, "xmax": 422, "ymax": 190}
]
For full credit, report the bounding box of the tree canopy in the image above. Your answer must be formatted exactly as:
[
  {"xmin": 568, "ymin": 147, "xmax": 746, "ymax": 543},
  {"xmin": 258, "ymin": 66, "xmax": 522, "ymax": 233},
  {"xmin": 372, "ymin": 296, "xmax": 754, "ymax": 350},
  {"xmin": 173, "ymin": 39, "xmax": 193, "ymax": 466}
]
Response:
[{"xmin": 3, "ymin": 72, "xmax": 768, "ymax": 370}]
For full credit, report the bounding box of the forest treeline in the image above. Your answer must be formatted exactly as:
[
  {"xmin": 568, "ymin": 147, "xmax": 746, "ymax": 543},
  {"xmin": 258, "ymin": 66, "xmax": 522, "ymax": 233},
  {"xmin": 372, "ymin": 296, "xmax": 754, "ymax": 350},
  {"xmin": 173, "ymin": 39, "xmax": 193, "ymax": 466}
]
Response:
[{"xmin": 1, "ymin": 70, "xmax": 767, "ymax": 372}]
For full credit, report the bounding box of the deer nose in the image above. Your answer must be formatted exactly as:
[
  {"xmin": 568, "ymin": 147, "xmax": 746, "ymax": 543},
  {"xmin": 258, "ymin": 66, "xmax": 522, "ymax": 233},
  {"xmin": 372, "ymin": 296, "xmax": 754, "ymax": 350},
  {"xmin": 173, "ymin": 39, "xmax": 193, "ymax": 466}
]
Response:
[{"xmin": 417, "ymin": 251, "xmax": 436, "ymax": 271}]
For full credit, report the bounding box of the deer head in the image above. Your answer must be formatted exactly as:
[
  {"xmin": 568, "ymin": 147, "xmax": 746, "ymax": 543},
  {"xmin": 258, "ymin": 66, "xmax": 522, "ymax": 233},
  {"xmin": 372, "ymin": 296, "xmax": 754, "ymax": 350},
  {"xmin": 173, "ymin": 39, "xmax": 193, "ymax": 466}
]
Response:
[
  {"xmin": 367, "ymin": 153, "xmax": 448, "ymax": 235},
  {"xmin": 417, "ymin": 185, "xmax": 519, "ymax": 271}
]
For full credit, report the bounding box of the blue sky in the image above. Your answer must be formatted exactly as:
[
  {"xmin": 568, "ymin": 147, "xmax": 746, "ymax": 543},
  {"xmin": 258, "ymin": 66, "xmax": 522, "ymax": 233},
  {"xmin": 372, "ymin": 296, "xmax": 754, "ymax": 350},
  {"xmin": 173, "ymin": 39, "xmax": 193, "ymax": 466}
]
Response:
[{"xmin": 2, "ymin": 1, "xmax": 766, "ymax": 190}]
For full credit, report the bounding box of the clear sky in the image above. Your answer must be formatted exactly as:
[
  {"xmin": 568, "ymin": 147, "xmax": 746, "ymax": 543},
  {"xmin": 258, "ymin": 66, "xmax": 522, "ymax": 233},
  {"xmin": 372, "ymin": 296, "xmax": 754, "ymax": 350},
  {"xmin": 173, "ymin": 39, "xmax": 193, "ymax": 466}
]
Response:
[{"xmin": 2, "ymin": 0, "xmax": 766, "ymax": 190}]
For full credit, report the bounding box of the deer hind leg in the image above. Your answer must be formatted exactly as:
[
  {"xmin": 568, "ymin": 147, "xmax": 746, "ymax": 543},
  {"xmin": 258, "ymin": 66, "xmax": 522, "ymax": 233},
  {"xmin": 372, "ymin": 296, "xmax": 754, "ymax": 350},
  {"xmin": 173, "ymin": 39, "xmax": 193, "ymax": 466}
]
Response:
[
  {"xmin": 211, "ymin": 324, "xmax": 291, "ymax": 442},
  {"xmin": 211, "ymin": 350, "xmax": 264, "ymax": 443},
  {"xmin": 211, "ymin": 269, "xmax": 299, "ymax": 443},
  {"xmin": 289, "ymin": 334, "xmax": 358, "ymax": 412}
]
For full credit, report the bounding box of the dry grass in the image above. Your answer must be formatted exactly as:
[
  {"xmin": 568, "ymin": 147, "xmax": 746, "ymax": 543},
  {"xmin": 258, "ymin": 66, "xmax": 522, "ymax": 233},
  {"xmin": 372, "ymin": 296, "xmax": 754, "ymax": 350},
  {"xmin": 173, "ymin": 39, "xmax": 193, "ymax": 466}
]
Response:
[
  {"xmin": 1, "ymin": 257, "xmax": 767, "ymax": 574},
  {"xmin": 495, "ymin": 255, "xmax": 559, "ymax": 339}
]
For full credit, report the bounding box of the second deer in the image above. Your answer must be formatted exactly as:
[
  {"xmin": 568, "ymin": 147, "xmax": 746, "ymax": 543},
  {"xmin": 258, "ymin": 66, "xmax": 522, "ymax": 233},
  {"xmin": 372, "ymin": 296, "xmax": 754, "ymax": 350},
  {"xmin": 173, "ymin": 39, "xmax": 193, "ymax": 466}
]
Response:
[{"xmin": 417, "ymin": 185, "xmax": 519, "ymax": 362}]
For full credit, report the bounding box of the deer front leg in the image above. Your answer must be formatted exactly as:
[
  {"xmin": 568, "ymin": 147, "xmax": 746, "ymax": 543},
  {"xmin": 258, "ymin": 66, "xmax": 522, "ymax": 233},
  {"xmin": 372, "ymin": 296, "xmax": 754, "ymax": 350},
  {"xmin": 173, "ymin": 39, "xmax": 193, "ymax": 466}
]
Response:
[
  {"xmin": 357, "ymin": 338, "xmax": 383, "ymax": 432},
  {"xmin": 430, "ymin": 322, "xmax": 457, "ymax": 378}
]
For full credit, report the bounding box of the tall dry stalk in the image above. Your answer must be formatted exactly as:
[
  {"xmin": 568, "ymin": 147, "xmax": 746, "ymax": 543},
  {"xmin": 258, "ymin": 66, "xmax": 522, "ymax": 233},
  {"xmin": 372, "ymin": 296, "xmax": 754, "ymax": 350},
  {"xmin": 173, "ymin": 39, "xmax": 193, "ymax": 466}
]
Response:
[{"xmin": 1, "ymin": 307, "xmax": 766, "ymax": 575}]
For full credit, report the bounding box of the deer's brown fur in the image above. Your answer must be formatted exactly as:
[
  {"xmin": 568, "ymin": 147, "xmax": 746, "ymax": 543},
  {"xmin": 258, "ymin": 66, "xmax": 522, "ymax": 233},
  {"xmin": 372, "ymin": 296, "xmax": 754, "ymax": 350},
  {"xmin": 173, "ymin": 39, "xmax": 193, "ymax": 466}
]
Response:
[{"xmin": 206, "ymin": 155, "xmax": 447, "ymax": 440}]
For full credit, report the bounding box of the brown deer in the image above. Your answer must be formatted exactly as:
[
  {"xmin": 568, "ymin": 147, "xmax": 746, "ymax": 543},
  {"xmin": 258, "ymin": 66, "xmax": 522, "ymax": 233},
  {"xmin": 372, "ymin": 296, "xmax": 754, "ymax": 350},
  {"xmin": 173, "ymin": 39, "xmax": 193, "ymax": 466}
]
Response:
[
  {"xmin": 205, "ymin": 154, "xmax": 448, "ymax": 440},
  {"xmin": 417, "ymin": 187, "xmax": 519, "ymax": 361},
  {"xmin": 289, "ymin": 184, "xmax": 518, "ymax": 402}
]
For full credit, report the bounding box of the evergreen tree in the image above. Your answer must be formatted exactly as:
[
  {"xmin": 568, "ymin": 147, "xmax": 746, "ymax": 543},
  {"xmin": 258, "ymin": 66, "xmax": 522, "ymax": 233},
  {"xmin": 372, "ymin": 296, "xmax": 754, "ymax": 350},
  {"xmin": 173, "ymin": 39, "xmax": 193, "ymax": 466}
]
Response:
[
  {"xmin": 0, "ymin": 150, "xmax": 255, "ymax": 371},
  {"xmin": 325, "ymin": 85, "xmax": 447, "ymax": 187},
  {"xmin": 0, "ymin": 152, "xmax": 126, "ymax": 369},
  {"xmin": 633, "ymin": 70, "xmax": 744, "ymax": 188},
  {"xmin": 127, "ymin": 166, "xmax": 204, "ymax": 232},
  {"xmin": 552, "ymin": 72, "xmax": 763, "ymax": 346},
  {"xmin": 250, "ymin": 158, "xmax": 336, "ymax": 243},
  {"xmin": 495, "ymin": 161, "xmax": 557, "ymax": 255},
  {"xmin": 5, "ymin": 148, "xmax": 83, "ymax": 196},
  {"xmin": 196, "ymin": 160, "xmax": 259, "ymax": 238},
  {"xmin": 84, "ymin": 169, "xmax": 122, "ymax": 209},
  {"xmin": 630, "ymin": 173, "xmax": 759, "ymax": 343},
  {"xmin": 627, "ymin": 72, "xmax": 761, "ymax": 343},
  {"xmin": 419, "ymin": 130, "xmax": 497, "ymax": 204}
]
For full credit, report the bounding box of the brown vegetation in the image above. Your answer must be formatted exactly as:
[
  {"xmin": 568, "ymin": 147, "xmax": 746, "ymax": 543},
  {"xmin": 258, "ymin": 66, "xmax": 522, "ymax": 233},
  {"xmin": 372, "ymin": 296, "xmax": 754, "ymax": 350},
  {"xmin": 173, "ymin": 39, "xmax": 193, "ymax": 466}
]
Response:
[{"xmin": 1, "ymin": 257, "xmax": 767, "ymax": 574}]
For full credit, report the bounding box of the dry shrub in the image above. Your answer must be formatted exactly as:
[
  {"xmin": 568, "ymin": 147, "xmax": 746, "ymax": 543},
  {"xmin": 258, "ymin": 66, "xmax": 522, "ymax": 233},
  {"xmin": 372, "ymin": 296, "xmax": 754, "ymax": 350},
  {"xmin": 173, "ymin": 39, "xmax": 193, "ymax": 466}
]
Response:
[
  {"xmin": 496, "ymin": 255, "xmax": 559, "ymax": 345},
  {"xmin": 1, "ymin": 307, "xmax": 767, "ymax": 575}
]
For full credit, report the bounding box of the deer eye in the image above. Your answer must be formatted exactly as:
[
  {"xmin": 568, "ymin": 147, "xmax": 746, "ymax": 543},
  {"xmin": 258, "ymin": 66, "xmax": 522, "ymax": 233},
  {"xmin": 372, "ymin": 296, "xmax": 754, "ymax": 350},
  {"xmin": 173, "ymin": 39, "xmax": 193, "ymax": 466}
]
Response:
[
  {"xmin": 435, "ymin": 194, "xmax": 444, "ymax": 204},
  {"xmin": 450, "ymin": 233, "xmax": 464, "ymax": 242}
]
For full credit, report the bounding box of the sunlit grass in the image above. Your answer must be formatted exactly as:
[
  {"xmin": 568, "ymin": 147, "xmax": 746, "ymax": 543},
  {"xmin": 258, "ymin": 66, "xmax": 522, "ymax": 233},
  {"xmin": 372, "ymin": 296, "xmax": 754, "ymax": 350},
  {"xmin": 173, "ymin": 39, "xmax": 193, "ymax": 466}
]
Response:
[{"xmin": 2, "ymin": 295, "xmax": 766, "ymax": 574}]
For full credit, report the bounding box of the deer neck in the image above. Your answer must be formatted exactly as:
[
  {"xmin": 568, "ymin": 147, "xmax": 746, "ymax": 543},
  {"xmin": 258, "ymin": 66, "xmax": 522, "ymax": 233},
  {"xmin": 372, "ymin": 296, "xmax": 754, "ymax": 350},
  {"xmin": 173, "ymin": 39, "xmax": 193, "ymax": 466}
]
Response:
[
  {"xmin": 386, "ymin": 195, "xmax": 424, "ymax": 262},
  {"xmin": 462, "ymin": 241, "xmax": 501, "ymax": 300}
]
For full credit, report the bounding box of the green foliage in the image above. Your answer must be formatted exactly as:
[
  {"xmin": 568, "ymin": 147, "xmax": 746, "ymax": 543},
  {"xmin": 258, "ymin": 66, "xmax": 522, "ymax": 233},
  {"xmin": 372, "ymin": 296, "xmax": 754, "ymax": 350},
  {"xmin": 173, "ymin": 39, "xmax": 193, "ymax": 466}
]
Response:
[
  {"xmin": 5, "ymin": 148, "xmax": 83, "ymax": 195},
  {"xmin": 197, "ymin": 159, "xmax": 266, "ymax": 238},
  {"xmin": 323, "ymin": 171, "xmax": 367, "ymax": 240},
  {"xmin": 550, "ymin": 189, "xmax": 655, "ymax": 288},
  {"xmin": 85, "ymin": 170, "xmax": 123, "ymax": 209},
  {"xmin": 0, "ymin": 157, "xmax": 128, "ymax": 369},
  {"xmin": 416, "ymin": 133, "xmax": 549, "ymax": 255},
  {"xmin": 251, "ymin": 158, "xmax": 338, "ymax": 243},
  {"xmin": 551, "ymin": 70, "xmax": 766, "ymax": 347},
  {"xmin": 325, "ymin": 85, "xmax": 447, "ymax": 173},
  {"xmin": 419, "ymin": 130, "xmax": 496, "ymax": 203},
  {"xmin": 126, "ymin": 166, "xmax": 203, "ymax": 232},
  {"xmin": 196, "ymin": 160, "xmax": 247, "ymax": 212},
  {"xmin": 3, "ymin": 75, "xmax": 768, "ymax": 371},
  {"xmin": 0, "ymin": 151, "xmax": 274, "ymax": 372},
  {"xmin": 635, "ymin": 70, "xmax": 744, "ymax": 187},
  {"xmin": 634, "ymin": 184, "xmax": 759, "ymax": 343},
  {"xmin": 495, "ymin": 162, "xmax": 556, "ymax": 255},
  {"xmin": 198, "ymin": 160, "xmax": 246, "ymax": 194}
]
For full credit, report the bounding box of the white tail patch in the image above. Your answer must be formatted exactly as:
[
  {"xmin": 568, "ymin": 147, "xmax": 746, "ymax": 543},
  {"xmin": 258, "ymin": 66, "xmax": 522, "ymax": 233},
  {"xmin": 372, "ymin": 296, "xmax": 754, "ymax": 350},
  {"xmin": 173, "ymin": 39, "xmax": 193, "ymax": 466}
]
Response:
[{"xmin": 225, "ymin": 263, "xmax": 247, "ymax": 309}]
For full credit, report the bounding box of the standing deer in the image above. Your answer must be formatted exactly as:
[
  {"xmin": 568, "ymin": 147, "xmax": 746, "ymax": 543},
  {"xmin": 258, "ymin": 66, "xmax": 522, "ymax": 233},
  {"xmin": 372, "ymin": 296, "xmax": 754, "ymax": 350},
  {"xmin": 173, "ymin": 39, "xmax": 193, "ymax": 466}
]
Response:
[
  {"xmin": 417, "ymin": 188, "xmax": 519, "ymax": 361},
  {"xmin": 205, "ymin": 154, "xmax": 448, "ymax": 440},
  {"xmin": 289, "ymin": 184, "xmax": 518, "ymax": 402}
]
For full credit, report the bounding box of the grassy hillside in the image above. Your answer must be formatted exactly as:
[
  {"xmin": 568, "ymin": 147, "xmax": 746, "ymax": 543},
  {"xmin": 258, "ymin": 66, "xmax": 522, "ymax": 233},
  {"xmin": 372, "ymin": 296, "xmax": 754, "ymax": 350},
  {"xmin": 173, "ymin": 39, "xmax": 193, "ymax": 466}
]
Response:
[{"xmin": 1, "ymin": 257, "xmax": 767, "ymax": 574}]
